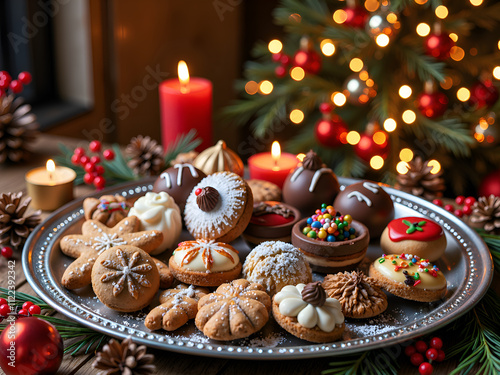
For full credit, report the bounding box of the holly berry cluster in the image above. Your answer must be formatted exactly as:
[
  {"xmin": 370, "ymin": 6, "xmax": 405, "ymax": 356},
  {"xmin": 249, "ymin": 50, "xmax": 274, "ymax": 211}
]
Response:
[
  {"xmin": 71, "ymin": 140, "xmax": 115, "ymax": 190},
  {"xmin": 0, "ymin": 299, "xmax": 42, "ymax": 322},
  {"xmin": 0, "ymin": 70, "xmax": 32, "ymax": 96},
  {"xmin": 1, "ymin": 246, "xmax": 13, "ymax": 260},
  {"xmin": 432, "ymin": 196, "xmax": 476, "ymax": 218},
  {"xmin": 404, "ymin": 337, "xmax": 445, "ymax": 375}
]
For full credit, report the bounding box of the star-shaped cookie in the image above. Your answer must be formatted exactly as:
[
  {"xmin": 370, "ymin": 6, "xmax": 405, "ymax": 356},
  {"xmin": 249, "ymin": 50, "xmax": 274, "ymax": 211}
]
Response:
[{"xmin": 60, "ymin": 216, "xmax": 163, "ymax": 289}]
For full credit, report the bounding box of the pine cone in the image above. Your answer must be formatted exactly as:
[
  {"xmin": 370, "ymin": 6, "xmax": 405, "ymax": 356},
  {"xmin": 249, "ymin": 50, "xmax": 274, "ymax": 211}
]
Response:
[
  {"xmin": 93, "ymin": 337, "xmax": 155, "ymax": 375},
  {"xmin": 0, "ymin": 192, "xmax": 41, "ymax": 249},
  {"xmin": 126, "ymin": 135, "xmax": 164, "ymax": 176},
  {"xmin": 0, "ymin": 94, "xmax": 39, "ymax": 163},
  {"xmin": 396, "ymin": 156, "xmax": 445, "ymax": 200},
  {"xmin": 469, "ymin": 195, "xmax": 500, "ymax": 233}
]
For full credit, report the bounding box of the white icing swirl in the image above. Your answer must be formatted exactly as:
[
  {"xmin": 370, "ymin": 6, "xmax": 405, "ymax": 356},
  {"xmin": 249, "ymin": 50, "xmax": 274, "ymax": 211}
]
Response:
[
  {"xmin": 274, "ymin": 284, "xmax": 344, "ymax": 332},
  {"xmin": 173, "ymin": 239, "xmax": 239, "ymax": 273},
  {"xmin": 129, "ymin": 192, "xmax": 182, "ymax": 255}
]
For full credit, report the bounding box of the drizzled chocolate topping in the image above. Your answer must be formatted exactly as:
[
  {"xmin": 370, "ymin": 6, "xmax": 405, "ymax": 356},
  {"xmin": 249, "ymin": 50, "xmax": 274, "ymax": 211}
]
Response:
[
  {"xmin": 403, "ymin": 270, "xmax": 415, "ymax": 286},
  {"xmin": 253, "ymin": 202, "xmax": 293, "ymax": 218},
  {"xmin": 302, "ymin": 150, "xmax": 323, "ymax": 171},
  {"xmin": 196, "ymin": 186, "xmax": 220, "ymax": 212},
  {"xmin": 301, "ymin": 281, "xmax": 327, "ymax": 307}
]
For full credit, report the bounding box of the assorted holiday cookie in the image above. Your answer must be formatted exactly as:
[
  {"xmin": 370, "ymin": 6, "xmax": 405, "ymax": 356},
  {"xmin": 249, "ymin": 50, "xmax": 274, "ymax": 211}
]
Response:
[
  {"xmin": 380, "ymin": 216, "xmax": 447, "ymax": 262},
  {"xmin": 242, "ymin": 241, "xmax": 312, "ymax": 296},
  {"xmin": 60, "ymin": 216, "xmax": 163, "ymax": 290},
  {"xmin": 153, "ymin": 163, "xmax": 206, "ymax": 213},
  {"xmin": 145, "ymin": 284, "xmax": 209, "ymax": 331},
  {"xmin": 129, "ymin": 192, "xmax": 182, "ymax": 255},
  {"xmin": 192, "ymin": 140, "xmax": 244, "ymax": 177},
  {"xmin": 333, "ymin": 181, "xmax": 394, "ymax": 238},
  {"xmin": 291, "ymin": 204, "xmax": 370, "ymax": 273},
  {"xmin": 83, "ymin": 194, "xmax": 130, "ymax": 227},
  {"xmin": 243, "ymin": 201, "xmax": 301, "ymax": 244},
  {"xmin": 195, "ymin": 279, "xmax": 271, "ymax": 341},
  {"xmin": 184, "ymin": 171, "xmax": 253, "ymax": 243},
  {"xmin": 169, "ymin": 239, "xmax": 241, "ymax": 287},
  {"xmin": 322, "ymin": 271, "xmax": 387, "ymax": 319},
  {"xmin": 272, "ymin": 282, "xmax": 345, "ymax": 343},
  {"xmin": 282, "ymin": 150, "xmax": 340, "ymax": 216},
  {"xmin": 369, "ymin": 254, "xmax": 447, "ymax": 302},
  {"xmin": 91, "ymin": 245, "xmax": 160, "ymax": 312},
  {"xmin": 246, "ymin": 179, "xmax": 282, "ymax": 202}
]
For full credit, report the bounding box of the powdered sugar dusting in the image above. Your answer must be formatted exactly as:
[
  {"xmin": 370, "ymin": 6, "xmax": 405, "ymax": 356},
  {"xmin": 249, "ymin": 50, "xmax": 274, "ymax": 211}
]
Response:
[{"xmin": 344, "ymin": 313, "xmax": 400, "ymax": 339}]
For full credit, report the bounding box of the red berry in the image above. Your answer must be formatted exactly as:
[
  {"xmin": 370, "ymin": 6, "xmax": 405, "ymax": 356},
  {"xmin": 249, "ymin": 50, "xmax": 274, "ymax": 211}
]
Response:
[
  {"xmin": 415, "ymin": 340, "xmax": 428, "ymax": 353},
  {"xmin": 0, "ymin": 304, "xmax": 11, "ymax": 316},
  {"xmin": 429, "ymin": 337, "xmax": 443, "ymax": 350},
  {"xmin": 83, "ymin": 173, "xmax": 95, "ymax": 185},
  {"xmin": 95, "ymin": 165, "xmax": 105, "ymax": 175},
  {"xmin": 319, "ymin": 102, "xmax": 333, "ymax": 113},
  {"xmin": 464, "ymin": 196, "xmax": 476, "ymax": 206},
  {"xmin": 103, "ymin": 149, "xmax": 115, "ymax": 161},
  {"xmin": 90, "ymin": 155, "xmax": 101, "ymax": 165},
  {"xmin": 74, "ymin": 147, "xmax": 86, "ymax": 156},
  {"xmin": 18, "ymin": 71, "xmax": 32, "ymax": 85},
  {"xmin": 28, "ymin": 304, "xmax": 41, "ymax": 315},
  {"xmin": 18, "ymin": 308, "xmax": 29, "ymax": 317},
  {"xmin": 454, "ymin": 209, "xmax": 463, "ymax": 218},
  {"xmin": 94, "ymin": 176, "xmax": 106, "ymax": 189},
  {"xmin": 444, "ymin": 204, "xmax": 454, "ymax": 212},
  {"xmin": 71, "ymin": 154, "xmax": 81, "ymax": 165},
  {"xmin": 275, "ymin": 65, "xmax": 286, "ymax": 78},
  {"xmin": 426, "ymin": 348, "xmax": 438, "ymax": 361},
  {"xmin": 89, "ymin": 140, "xmax": 102, "ymax": 153},
  {"xmin": 80, "ymin": 155, "xmax": 90, "ymax": 165},
  {"xmin": 405, "ymin": 345, "xmax": 417, "ymax": 357},
  {"xmin": 432, "ymin": 199, "xmax": 443, "ymax": 207},
  {"xmin": 436, "ymin": 349, "xmax": 446, "ymax": 362},
  {"xmin": 419, "ymin": 362, "xmax": 433, "ymax": 375},
  {"xmin": 0, "ymin": 79, "xmax": 9, "ymax": 90},
  {"xmin": 0, "ymin": 298, "xmax": 6, "ymax": 306},
  {"xmin": 195, "ymin": 188, "xmax": 202, "ymax": 196},
  {"xmin": 9, "ymin": 80, "xmax": 23, "ymax": 94},
  {"xmin": 410, "ymin": 352, "xmax": 425, "ymax": 366},
  {"xmin": 22, "ymin": 301, "xmax": 34, "ymax": 310},
  {"xmin": 455, "ymin": 195, "xmax": 465, "ymax": 205},
  {"xmin": 1, "ymin": 246, "xmax": 13, "ymax": 259},
  {"xmin": 463, "ymin": 205, "xmax": 473, "ymax": 215},
  {"xmin": 84, "ymin": 162, "xmax": 95, "ymax": 173}
]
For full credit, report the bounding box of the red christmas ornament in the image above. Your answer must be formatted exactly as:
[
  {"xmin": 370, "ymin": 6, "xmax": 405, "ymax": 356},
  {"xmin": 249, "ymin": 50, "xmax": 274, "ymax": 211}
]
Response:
[
  {"xmin": 479, "ymin": 169, "xmax": 500, "ymax": 197},
  {"xmin": 343, "ymin": 5, "xmax": 368, "ymax": 28},
  {"xmin": 0, "ymin": 317, "xmax": 63, "ymax": 375},
  {"xmin": 424, "ymin": 32, "xmax": 454, "ymax": 60},
  {"xmin": 469, "ymin": 80, "xmax": 499, "ymax": 109},
  {"xmin": 315, "ymin": 104, "xmax": 348, "ymax": 148},
  {"xmin": 354, "ymin": 124, "xmax": 389, "ymax": 163},
  {"xmin": 293, "ymin": 37, "xmax": 321, "ymax": 74},
  {"xmin": 417, "ymin": 85, "xmax": 448, "ymax": 118}
]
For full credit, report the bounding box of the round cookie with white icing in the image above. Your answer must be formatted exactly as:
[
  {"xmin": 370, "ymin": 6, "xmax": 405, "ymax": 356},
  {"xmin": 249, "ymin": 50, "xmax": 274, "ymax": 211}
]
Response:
[
  {"xmin": 129, "ymin": 192, "xmax": 182, "ymax": 255},
  {"xmin": 168, "ymin": 239, "xmax": 242, "ymax": 286},
  {"xmin": 153, "ymin": 163, "xmax": 206, "ymax": 213},
  {"xmin": 368, "ymin": 253, "xmax": 447, "ymax": 302},
  {"xmin": 380, "ymin": 217, "xmax": 447, "ymax": 262},
  {"xmin": 184, "ymin": 171, "xmax": 253, "ymax": 243},
  {"xmin": 283, "ymin": 150, "xmax": 340, "ymax": 216},
  {"xmin": 333, "ymin": 180, "xmax": 394, "ymax": 239},
  {"xmin": 272, "ymin": 282, "xmax": 345, "ymax": 343},
  {"xmin": 242, "ymin": 241, "xmax": 312, "ymax": 296}
]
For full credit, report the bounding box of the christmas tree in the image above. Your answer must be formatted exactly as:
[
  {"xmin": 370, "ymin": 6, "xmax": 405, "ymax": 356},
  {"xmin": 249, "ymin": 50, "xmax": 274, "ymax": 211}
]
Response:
[{"xmin": 224, "ymin": 0, "xmax": 500, "ymax": 197}]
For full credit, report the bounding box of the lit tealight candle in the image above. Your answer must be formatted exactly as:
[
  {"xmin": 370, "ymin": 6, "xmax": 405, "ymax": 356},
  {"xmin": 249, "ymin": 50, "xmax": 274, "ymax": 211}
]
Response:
[
  {"xmin": 248, "ymin": 141, "xmax": 298, "ymax": 189},
  {"xmin": 25, "ymin": 159, "xmax": 76, "ymax": 211}
]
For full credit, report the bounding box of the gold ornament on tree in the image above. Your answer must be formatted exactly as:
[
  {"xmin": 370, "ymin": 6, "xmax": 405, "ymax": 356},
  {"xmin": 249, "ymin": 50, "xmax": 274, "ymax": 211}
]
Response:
[
  {"xmin": 192, "ymin": 139, "xmax": 244, "ymax": 176},
  {"xmin": 126, "ymin": 135, "xmax": 165, "ymax": 176},
  {"xmin": 469, "ymin": 195, "xmax": 500, "ymax": 233},
  {"xmin": 0, "ymin": 192, "xmax": 41, "ymax": 248},
  {"xmin": 396, "ymin": 156, "xmax": 445, "ymax": 200},
  {"xmin": 92, "ymin": 337, "xmax": 155, "ymax": 375}
]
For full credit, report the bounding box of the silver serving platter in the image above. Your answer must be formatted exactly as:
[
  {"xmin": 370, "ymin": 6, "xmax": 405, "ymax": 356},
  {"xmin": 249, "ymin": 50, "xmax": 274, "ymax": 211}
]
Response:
[{"xmin": 23, "ymin": 177, "xmax": 493, "ymax": 359}]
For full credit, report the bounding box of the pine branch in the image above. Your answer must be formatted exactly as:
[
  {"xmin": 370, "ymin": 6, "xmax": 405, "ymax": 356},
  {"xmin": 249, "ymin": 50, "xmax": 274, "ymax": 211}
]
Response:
[
  {"xmin": 398, "ymin": 47, "xmax": 446, "ymax": 83},
  {"xmin": 163, "ymin": 129, "xmax": 201, "ymax": 166},
  {"xmin": 474, "ymin": 230, "xmax": 500, "ymax": 270},
  {"xmin": 322, "ymin": 347, "xmax": 399, "ymax": 375},
  {"xmin": 0, "ymin": 288, "xmax": 52, "ymax": 310}
]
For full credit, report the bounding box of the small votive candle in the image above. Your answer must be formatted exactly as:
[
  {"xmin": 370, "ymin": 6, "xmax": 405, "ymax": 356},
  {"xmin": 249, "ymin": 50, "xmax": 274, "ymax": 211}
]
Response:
[{"xmin": 25, "ymin": 159, "xmax": 76, "ymax": 211}]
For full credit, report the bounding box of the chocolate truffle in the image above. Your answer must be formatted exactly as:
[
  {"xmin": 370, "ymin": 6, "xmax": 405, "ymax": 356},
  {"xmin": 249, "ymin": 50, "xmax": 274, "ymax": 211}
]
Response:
[
  {"xmin": 243, "ymin": 201, "xmax": 301, "ymax": 245},
  {"xmin": 282, "ymin": 150, "xmax": 340, "ymax": 216},
  {"xmin": 333, "ymin": 181, "xmax": 394, "ymax": 239},
  {"xmin": 153, "ymin": 163, "xmax": 206, "ymax": 212}
]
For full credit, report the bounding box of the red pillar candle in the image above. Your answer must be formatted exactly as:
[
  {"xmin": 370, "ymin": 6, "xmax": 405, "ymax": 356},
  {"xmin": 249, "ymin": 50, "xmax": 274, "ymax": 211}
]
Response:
[
  {"xmin": 248, "ymin": 141, "xmax": 298, "ymax": 189},
  {"xmin": 159, "ymin": 61, "xmax": 212, "ymax": 151}
]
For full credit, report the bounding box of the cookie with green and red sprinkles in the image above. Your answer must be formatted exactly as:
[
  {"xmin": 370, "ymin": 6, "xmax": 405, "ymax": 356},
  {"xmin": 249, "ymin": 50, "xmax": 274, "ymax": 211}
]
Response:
[{"xmin": 369, "ymin": 253, "xmax": 447, "ymax": 302}]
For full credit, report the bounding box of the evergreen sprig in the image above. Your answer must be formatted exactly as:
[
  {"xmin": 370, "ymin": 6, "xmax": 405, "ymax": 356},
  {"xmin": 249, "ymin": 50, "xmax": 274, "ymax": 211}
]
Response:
[
  {"xmin": 322, "ymin": 347, "xmax": 399, "ymax": 375},
  {"xmin": 475, "ymin": 229, "xmax": 500, "ymax": 270}
]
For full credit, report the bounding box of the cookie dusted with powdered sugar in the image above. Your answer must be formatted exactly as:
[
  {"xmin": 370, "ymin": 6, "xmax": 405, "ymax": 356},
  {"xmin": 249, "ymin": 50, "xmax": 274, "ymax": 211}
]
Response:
[{"xmin": 184, "ymin": 172, "xmax": 253, "ymax": 243}]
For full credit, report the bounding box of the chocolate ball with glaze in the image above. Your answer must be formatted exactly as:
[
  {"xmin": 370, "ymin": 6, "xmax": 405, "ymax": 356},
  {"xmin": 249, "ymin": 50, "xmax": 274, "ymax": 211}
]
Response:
[
  {"xmin": 153, "ymin": 163, "xmax": 206, "ymax": 213},
  {"xmin": 333, "ymin": 180, "xmax": 394, "ymax": 239},
  {"xmin": 282, "ymin": 150, "xmax": 340, "ymax": 216}
]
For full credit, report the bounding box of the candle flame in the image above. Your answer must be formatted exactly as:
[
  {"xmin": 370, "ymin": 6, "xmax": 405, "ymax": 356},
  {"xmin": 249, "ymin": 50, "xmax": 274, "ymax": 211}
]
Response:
[
  {"xmin": 271, "ymin": 141, "xmax": 281, "ymax": 164},
  {"xmin": 178, "ymin": 60, "xmax": 190, "ymax": 93},
  {"xmin": 46, "ymin": 159, "xmax": 55, "ymax": 180}
]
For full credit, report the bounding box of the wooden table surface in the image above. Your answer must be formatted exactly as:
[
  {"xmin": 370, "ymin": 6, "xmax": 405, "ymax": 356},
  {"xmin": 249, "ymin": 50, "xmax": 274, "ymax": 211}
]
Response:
[{"xmin": 0, "ymin": 135, "xmax": 476, "ymax": 375}]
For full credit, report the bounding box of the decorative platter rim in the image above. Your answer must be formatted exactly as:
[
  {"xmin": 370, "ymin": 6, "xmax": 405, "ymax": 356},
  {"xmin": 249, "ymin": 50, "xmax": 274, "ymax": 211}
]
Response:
[{"xmin": 22, "ymin": 177, "xmax": 493, "ymax": 360}]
